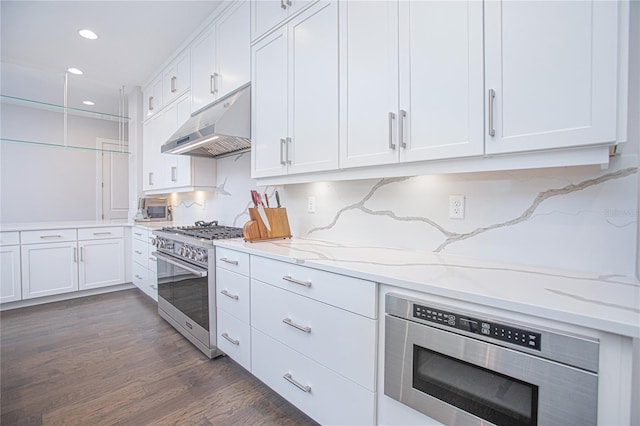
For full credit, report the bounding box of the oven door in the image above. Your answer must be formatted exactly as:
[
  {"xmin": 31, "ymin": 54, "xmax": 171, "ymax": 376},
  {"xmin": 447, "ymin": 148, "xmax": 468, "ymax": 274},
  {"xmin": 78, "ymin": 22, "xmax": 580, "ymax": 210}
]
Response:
[
  {"xmin": 384, "ymin": 314, "xmax": 598, "ymax": 426},
  {"xmin": 153, "ymin": 251, "xmax": 210, "ymax": 347}
]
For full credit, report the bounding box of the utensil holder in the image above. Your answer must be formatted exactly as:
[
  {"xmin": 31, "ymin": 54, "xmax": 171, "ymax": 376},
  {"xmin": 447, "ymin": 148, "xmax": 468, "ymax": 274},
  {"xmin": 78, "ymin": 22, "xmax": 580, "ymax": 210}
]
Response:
[{"xmin": 243, "ymin": 207, "xmax": 292, "ymax": 242}]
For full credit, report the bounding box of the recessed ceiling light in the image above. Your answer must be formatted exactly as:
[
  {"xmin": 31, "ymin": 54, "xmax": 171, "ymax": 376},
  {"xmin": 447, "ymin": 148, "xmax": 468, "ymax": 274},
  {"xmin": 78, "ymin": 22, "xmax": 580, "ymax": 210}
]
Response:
[
  {"xmin": 67, "ymin": 67, "xmax": 83, "ymax": 75},
  {"xmin": 83, "ymin": 101, "xmax": 95, "ymax": 106},
  {"xmin": 79, "ymin": 29, "xmax": 98, "ymax": 40}
]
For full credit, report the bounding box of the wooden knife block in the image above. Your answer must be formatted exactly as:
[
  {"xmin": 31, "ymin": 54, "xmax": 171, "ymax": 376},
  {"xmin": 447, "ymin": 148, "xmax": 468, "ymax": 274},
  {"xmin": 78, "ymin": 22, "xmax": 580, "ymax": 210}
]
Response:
[{"xmin": 243, "ymin": 207, "xmax": 292, "ymax": 242}]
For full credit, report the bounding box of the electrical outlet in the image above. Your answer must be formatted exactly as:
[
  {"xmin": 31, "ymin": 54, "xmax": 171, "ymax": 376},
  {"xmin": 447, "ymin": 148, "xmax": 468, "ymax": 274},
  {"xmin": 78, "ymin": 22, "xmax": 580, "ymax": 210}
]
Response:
[
  {"xmin": 449, "ymin": 195, "xmax": 465, "ymax": 219},
  {"xmin": 307, "ymin": 196, "xmax": 316, "ymax": 214}
]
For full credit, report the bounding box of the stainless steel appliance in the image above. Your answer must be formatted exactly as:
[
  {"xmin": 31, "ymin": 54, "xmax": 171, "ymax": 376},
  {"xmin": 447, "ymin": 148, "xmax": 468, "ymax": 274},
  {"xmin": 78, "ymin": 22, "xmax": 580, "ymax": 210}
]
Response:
[
  {"xmin": 135, "ymin": 197, "xmax": 170, "ymax": 222},
  {"xmin": 161, "ymin": 83, "xmax": 251, "ymax": 158},
  {"xmin": 151, "ymin": 221, "xmax": 243, "ymax": 358},
  {"xmin": 384, "ymin": 293, "xmax": 599, "ymax": 426}
]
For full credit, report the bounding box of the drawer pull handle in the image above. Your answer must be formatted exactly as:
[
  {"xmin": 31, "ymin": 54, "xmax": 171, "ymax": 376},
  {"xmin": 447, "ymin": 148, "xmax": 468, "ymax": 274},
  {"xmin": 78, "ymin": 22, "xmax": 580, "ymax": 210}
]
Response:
[
  {"xmin": 283, "ymin": 318, "xmax": 311, "ymax": 333},
  {"xmin": 149, "ymin": 257, "xmax": 156, "ymax": 261},
  {"xmin": 134, "ymin": 232, "xmax": 143, "ymax": 237},
  {"xmin": 220, "ymin": 289, "xmax": 239, "ymax": 300},
  {"xmin": 135, "ymin": 250, "xmax": 143, "ymax": 255},
  {"xmin": 40, "ymin": 235, "xmax": 62, "ymax": 239},
  {"xmin": 221, "ymin": 332, "xmax": 240, "ymax": 345},
  {"xmin": 135, "ymin": 274, "xmax": 143, "ymax": 280},
  {"xmin": 93, "ymin": 232, "xmax": 112, "ymax": 236},
  {"xmin": 150, "ymin": 285, "xmax": 157, "ymax": 290},
  {"xmin": 283, "ymin": 373, "xmax": 311, "ymax": 393},
  {"xmin": 220, "ymin": 257, "xmax": 239, "ymax": 265},
  {"xmin": 282, "ymin": 276, "xmax": 311, "ymax": 287}
]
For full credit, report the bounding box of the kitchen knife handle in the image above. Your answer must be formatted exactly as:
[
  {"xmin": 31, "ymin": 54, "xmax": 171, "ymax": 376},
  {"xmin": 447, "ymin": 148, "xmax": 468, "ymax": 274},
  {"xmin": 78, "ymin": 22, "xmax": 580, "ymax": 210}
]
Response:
[
  {"xmin": 488, "ymin": 88, "xmax": 495, "ymax": 137},
  {"xmin": 171, "ymin": 76, "xmax": 177, "ymax": 93},
  {"xmin": 280, "ymin": 139, "xmax": 286, "ymax": 165},
  {"xmin": 388, "ymin": 111, "xmax": 396, "ymax": 150},
  {"xmin": 399, "ymin": 109, "xmax": 407, "ymax": 149},
  {"xmin": 275, "ymin": 190, "xmax": 281, "ymax": 208},
  {"xmin": 286, "ymin": 137, "xmax": 292, "ymax": 165}
]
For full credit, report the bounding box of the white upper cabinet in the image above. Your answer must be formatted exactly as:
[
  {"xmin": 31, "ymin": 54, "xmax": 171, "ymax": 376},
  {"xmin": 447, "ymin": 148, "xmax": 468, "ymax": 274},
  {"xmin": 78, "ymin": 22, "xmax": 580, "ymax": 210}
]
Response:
[
  {"xmin": 143, "ymin": 74, "xmax": 163, "ymax": 120},
  {"xmin": 398, "ymin": 1, "xmax": 484, "ymax": 163},
  {"xmin": 142, "ymin": 113, "xmax": 162, "ymax": 191},
  {"xmin": 484, "ymin": 1, "xmax": 620, "ymax": 155},
  {"xmin": 252, "ymin": 1, "xmax": 339, "ymax": 178},
  {"xmin": 250, "ymin": 0, "xmax": 316, "ymax": 42},
  {"xmin": 162, "ymin": 49, "xmax": 190, "ymax": 105},
  {"xmin": 191, "ymin": 1, "xmax": 250, "ymax": 112},
  {"xmin": 340, "ymin": 0, "xmax": 484, "ymax": 169},
  {"xmin": 163, "ymin": 93, "xmax": 193, "ymax": 189}
]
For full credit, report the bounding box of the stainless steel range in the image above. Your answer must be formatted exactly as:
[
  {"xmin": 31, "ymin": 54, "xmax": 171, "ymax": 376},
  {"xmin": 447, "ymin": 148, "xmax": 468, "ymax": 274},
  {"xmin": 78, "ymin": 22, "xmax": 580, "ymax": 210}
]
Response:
[{"xmin": 151, "ymin": 221, "xmax": 243, "ymax": 358}]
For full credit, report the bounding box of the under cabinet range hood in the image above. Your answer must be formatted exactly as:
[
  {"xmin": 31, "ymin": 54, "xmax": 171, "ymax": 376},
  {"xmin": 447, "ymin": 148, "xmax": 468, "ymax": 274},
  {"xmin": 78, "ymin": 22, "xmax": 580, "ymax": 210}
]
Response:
[{"xmin": 162, "ymin": 83, "xmax": 251, "ymax": 158}]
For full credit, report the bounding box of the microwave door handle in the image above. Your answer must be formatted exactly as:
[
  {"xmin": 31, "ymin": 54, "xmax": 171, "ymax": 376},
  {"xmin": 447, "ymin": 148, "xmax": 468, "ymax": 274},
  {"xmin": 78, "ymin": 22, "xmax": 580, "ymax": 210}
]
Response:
[{"xmin": 151, "ymin": 251, "xmax": 208, "ymax": 277}]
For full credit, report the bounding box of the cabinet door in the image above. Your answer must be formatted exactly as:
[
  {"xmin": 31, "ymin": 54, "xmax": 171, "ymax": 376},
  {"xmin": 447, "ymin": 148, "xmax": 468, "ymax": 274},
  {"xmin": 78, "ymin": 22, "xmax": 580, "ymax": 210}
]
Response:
[
  {"xmin": 398, "ymin": 1, "xmax": 484, "ymax": 162},
  {"xmin": 163, "ymin": 93, "xmax": 193, "ymax": 189},
  {"xmin": 250, "ymin": 0, "xmax": 290, "ymax": 41},
  {"xmin": 1, "ymin": 245, "xmax": 21, "ymax": 303},
  {"xmin": 142, "ymin": 114, "xmax": 162, "ymax": 191},
  {"xmin": 216, "ymin": 1, "xmax": 251, "ymax": 99},
  {"xmin": 21, "ymin": 242, "xmax": 78, "ymax": 299},
  {"xmin": 143, "ymin": 74, "xmax": 163, "ymax": 119},
  {"xmin": 78, "ymin": 239, "xmax": 125, "ymax": 290},
  {"xmin": 484, "ymin": 1, "xmax": 619, "ymax": 154},
  {"xmin": 191, "ymin": 27, "xmax": 217, "ymax": 112},
  {"xmin": 287, "ymin": 1, "xmax": 339, "ymax": 174},
  {"xmin": 339, "ymin": 1, "xmax": 399, "ymax": 168},
  {"xmin": 251, "ymin": 27, "xmax": 289, "ymax": 178},
  {"xmin": 163, "ymin": 50, "xmax": 190, "ymax": 104}
]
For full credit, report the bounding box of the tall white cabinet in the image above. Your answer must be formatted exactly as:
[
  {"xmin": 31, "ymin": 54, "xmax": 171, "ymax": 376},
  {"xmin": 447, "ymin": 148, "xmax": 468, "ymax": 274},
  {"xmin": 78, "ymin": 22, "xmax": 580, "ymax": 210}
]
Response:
[
  {"xmin": 484, "ymin": 0, "xmax": 620, "ymax": 154},
  {"xmin": 252, "ymin": 1, "xmax": 339, "ymax": 178},
  {"xmin": 0, "ymin": 232, "xmax": 22, "ymax": 303}
]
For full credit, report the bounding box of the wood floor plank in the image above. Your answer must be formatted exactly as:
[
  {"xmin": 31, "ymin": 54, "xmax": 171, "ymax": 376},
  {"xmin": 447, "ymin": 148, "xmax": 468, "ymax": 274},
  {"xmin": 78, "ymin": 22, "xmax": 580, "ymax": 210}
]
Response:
[{"xmin": 1, "ymin": 289, "xmax": 318, "ymax": 426}]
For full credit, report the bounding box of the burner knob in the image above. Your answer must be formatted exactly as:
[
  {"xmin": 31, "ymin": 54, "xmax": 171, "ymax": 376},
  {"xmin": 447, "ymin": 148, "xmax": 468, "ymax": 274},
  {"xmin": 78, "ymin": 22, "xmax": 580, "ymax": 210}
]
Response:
[
  {"xmin": 178, "ymin": 246, "xmax": 185, "ymax": 256},
  {"xmin": 183, "ymin": 246, "xmax": 192, "ymax": 257},
  {"xmin": 159, "ymin": 239, "xmax": 166, "ymax": 248},
  {"xmin": 195, "ymin": 249, "xmax": 205, "ymax": 262},
  {"xmin": 151, "ymin": 238, "xmax": 158, "ymax": 247},
  {"xmin": 190, "ymin": 250, "xmax": 198, "ymax": 260}
]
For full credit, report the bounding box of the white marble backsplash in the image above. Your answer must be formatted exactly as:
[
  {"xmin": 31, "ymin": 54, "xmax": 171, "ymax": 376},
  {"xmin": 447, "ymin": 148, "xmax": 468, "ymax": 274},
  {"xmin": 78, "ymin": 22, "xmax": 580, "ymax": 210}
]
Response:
[{"xmin": 173, "ymin": 152, "xmax": 639, "ymax": 277}]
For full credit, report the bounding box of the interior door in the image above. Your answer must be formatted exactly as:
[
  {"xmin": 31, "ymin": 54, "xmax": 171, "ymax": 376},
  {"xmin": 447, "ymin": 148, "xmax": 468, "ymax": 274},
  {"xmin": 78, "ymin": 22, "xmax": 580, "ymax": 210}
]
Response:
[{"xmin": 98, "ymin": 138, "xmax": 129, "ymax": 220}]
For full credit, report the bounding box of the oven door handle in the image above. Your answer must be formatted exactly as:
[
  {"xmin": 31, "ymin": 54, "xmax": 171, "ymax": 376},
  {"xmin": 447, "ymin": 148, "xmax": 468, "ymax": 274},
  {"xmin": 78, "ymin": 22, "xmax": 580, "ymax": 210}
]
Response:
[{"xmin": 151, "ymin": 251, "xmax": 208, "ymax": 277}]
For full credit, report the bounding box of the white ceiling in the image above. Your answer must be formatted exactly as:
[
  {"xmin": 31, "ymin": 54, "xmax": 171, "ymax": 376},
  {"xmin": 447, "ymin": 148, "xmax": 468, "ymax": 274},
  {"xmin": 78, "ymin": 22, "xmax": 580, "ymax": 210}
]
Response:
[{"xmin": 1, "ymin": 0, "xmax": 225, "ymax": 113}]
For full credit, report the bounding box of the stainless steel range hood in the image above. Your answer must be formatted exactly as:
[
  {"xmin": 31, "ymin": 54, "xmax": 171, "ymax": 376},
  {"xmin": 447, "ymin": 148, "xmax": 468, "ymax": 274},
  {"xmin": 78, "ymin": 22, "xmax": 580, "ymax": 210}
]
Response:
[{"xmin": 161, "ymin": 82, "xmax": 251, "ymax": 158}]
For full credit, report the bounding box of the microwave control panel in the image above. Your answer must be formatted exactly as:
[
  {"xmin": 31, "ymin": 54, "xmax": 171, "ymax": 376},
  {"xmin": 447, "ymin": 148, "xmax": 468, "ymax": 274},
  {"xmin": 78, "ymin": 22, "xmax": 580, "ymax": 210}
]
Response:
[{"xmin": 413, "ymin": 304, "xmax": 541, "ymax": 351}]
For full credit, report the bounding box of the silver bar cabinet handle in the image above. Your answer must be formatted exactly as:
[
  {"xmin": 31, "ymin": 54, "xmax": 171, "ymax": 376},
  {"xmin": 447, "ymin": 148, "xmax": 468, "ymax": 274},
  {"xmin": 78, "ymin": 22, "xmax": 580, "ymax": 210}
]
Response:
[
  {"xmin": 282, "ymin": 318, "xmax": 311, "ymax": 333},
  {"xmin": 220, "ymin": 289, "xmax": 239, "ymax": 300},
  {"xmin": 399, "ymin": 109, "xmax": 407, "ymax": 148},
  {"xmin": 135, "ymin": 274, "xmax": 143, "ymax": 280},
  {"xmin": 211, "ymin": 73, "xmax": 219, "ymax": 94},
  {"xmin": 280, "ymin": 138, "xmax": 286, "ymax": 165},
  {"xmin": 388, "ymin": 111, "xmax": 396, "ymax": 149},
  {"xmin": 280, "ymin": 0, "xmax": 286, "ymax": 9},
  {"xmin": 221, "ymin": 332, "xmax": 240, "ymax": 345},
  {"xmin": 171, "ymin": 76, "xmax": 177, "ymax": 93},
  {"xmin": 93, "ymin": 232, "xmax": 111, "ymax": 236},
  {"xmin": 220, "ymin": 257, "xmax": 238, "ymax": 265},
  {"xmin": 40, "ymin": 235, "xmax": 62, "ymax": 239},
  {"xmin": 282, "ymin": 275, "xmax": 311, "ymax": 287},
  {"xmin": 286, "ymin": 137, "xmax": 292, "ymax": 165},
  {"xmin": 80, "ymin": 247, "xmax": 84, "ymax": 262},
  {"xmin": 283, "ymin": 373, "xmax": 311, "ymax": 393},
  {"xmin": 134, "ymin": 250, "xmax": 143, "ymax": 255},
  {"xmin": 149, "ymin": 96, "xmax": 154, "ymax": 111},
  {"xmin": 134, "ymin": 232, "xmax": 143, "ymax": 237},
  {"xmin": 488, "ymin": 88, "xmax": 495, "ymax": 137},
  {"xmin": 286, "ymin": 0, "xmax": 292, "ymax": 5},
  {"xmin": 171, "ymin": 166, "xmax": 177, "ymax": 182},
  {"xmin": 149, "ymin": 172, "xmax": 154, "ymax": 186},
  {"xmin": 73, "ymin": 247, "xmax": 77, "ymax": 262}
]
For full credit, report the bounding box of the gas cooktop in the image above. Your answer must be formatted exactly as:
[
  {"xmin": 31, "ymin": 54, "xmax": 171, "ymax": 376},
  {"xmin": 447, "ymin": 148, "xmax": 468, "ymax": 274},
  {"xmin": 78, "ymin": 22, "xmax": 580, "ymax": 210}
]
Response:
[{"xmin": 160, "ymin": 221, "xmax": 243, "ymax": 240}]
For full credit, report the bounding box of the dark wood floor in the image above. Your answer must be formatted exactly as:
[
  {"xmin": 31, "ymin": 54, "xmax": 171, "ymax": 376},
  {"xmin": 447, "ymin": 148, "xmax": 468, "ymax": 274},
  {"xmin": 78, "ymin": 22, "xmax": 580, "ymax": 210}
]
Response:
[{"xmin": 1, "ymin": 289, "xmax": 318, "ymax": 426}]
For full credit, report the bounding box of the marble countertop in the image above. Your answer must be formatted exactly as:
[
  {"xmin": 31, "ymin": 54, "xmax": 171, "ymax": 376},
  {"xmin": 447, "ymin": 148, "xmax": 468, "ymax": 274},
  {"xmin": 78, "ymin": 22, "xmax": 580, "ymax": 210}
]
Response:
[
  {"xmin": 1, "ymin": 220, "xmax": 133, "ymax": 232},
  {"xmin": 214, "ymin": 237, "xmax": 640, "ymax": 338}
]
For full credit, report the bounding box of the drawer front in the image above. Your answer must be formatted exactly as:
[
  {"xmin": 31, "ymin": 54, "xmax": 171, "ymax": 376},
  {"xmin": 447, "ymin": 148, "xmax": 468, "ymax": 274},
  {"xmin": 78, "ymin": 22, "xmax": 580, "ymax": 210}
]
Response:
[
  {"xmin": 132, "ymin": 262, "xmax": 149, "ymax": 289},
  {"xmin": 0, "ymin": 231, "xmax": 20, "ymax": 246},
  {"xmin": 251, "ymin": 279, "xmax": 377, "ymax": 391},
  {"xmin": 132, "ymin": 238, "xmax": 150, "ymax": 267},
  {"xmin": 216, "ymin": 267, "xmax": 250, "ymax": 322},
  {"xmin": 77, "ymin": 226, "xmax": 124, "ymax": 240},
  {"xmin": 21, "ymin": 228, "xmax": 77, "ymax": 244},
  {"xmin": 216, "ymin": 247, "xmax": 250, "ymax": 276},
  {"xmin": 252, "ymin": 328, "xmax": 375, "ymax": 426},
  {"xmin": 132, "ymin": 227, "xmax": 151, "ymax": 242},
  {"xmin": 217, "ymin": 309, "xmax": 251, "ymax": 371},
  {"xmin": 251, "ymin": 255, "xmax": 377, "ymax": 318}
]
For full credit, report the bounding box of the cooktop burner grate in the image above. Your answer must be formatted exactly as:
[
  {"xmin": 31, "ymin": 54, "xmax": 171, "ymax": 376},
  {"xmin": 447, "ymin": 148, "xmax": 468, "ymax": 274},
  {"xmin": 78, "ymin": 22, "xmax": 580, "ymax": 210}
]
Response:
[{"xmin": 161, "ymin": 221, "xmax": 243, "ymax": 240}]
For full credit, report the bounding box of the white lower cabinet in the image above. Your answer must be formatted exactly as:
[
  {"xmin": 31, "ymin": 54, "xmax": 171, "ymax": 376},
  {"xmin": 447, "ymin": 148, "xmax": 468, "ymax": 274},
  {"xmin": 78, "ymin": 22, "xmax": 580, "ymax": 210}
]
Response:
[
  {"xmin": 21, "ymin": 241, "xmax": 79, "ymax": 299},
  {"xmin": 131, "ymin": 226, "xmax": 158, "ymax": 301},
  {"xmin": 78, "ymin": 239, "xmax": 125, "ymax": 290},
  {"xmin": 0, "ymin": 238, "xmax": 22, "ymax": 303},
  {"xmin": 217, "ymin": 309, "xmax": 251, "ymax": 370},
  {"xmin": 252, "ymin": 328, "xmax": 376, "ymax": 425}
]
